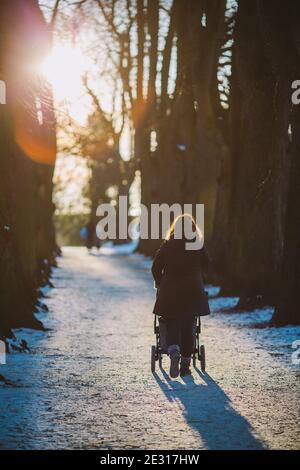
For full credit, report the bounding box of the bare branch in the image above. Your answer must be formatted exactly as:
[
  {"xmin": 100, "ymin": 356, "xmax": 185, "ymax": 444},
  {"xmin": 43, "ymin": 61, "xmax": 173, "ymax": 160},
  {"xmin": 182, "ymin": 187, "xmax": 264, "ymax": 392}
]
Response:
[{"xmin": 95, "ymin": 0, "xmax": 121, "ymax": 39}]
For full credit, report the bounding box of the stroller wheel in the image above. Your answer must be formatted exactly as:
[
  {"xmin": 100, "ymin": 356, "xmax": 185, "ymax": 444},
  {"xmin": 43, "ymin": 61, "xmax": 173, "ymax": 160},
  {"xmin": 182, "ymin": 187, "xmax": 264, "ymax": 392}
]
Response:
[
  {"xmin": 158, "ymin": 354, "xmax": 162, "ymax": 368},
  {"xmin": 192, "ymin": 353, "xmax": 197, "ymax": 368},
  {"xmin": 151, "ymin": 345, "xmax": 156, "ymax": 373},
  {"xmin": 200, "ymin": 345, "xmax": 206, "ymax": 372}
]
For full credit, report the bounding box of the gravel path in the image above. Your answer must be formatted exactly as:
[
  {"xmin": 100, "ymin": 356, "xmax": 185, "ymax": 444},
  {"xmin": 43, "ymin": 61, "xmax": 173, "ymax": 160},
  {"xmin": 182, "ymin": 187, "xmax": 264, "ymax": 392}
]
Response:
[{"xmin": 0, "ymin": 247, "xmax": 299, "ymax": 449}]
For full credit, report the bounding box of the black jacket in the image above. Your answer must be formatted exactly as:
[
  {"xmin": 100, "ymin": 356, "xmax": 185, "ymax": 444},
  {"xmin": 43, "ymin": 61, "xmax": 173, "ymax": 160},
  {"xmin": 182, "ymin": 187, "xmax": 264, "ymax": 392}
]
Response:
[{"xmin": 151, "ymin": 237, "xmax": 211, "ymax": 318}]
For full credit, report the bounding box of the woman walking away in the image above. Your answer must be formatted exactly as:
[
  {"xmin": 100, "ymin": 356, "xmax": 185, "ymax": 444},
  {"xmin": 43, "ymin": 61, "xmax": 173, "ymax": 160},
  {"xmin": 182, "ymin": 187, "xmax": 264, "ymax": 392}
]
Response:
[{"xmin": 151, "ymin": 214, "xmax": 210, "ymax": 378}]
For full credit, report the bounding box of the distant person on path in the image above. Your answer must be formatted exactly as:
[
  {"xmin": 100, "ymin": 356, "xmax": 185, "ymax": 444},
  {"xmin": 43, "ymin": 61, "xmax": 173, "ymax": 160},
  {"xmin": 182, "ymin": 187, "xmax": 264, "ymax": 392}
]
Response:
[
  {"xmin": 85, "ymin": 219, "xmax": 101, "ymax": 252},
  {"xmin": 151, "ymin": 214, "xmax": 210, "ymax": 378}
]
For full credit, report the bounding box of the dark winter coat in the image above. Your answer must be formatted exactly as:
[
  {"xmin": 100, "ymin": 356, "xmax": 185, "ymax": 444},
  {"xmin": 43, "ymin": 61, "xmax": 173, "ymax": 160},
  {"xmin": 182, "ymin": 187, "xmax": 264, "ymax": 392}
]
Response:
[{"xmin": 151, "ymin": 237, "xmax": 211, "ymax": 318}]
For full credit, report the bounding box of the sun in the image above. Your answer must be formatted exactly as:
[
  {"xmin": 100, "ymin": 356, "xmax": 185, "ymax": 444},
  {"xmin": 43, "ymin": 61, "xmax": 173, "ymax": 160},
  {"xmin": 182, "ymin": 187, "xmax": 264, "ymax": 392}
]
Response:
[
  {"xmin": 40, "ymin": 44, "xmax": 88, "ymax": 100},
  {"xmin": 39, "ymin": 44, "xmax": 92, "ymax": 123}
]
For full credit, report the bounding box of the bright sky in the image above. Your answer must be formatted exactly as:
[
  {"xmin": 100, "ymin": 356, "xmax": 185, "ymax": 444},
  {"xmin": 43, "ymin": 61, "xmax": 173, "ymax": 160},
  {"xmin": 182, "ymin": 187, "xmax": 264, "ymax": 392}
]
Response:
[
  {"xmin": 40, "ymin": 44, "xmax": 93, "ymax": 125},
  {"xmin": 39, "ymin": 40, "xmax": 131, "ymax": 155},
  {"xmin": 38, "ymin": 37, "xmax": 132, "ymax": 213}
]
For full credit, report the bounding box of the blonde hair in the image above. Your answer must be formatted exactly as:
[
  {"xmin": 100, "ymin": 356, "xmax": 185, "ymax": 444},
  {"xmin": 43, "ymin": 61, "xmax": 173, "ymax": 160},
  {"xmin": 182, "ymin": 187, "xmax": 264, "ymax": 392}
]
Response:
[{"xmin": 165, "ymin": 213, "xmax": 202, "ymax": 241}]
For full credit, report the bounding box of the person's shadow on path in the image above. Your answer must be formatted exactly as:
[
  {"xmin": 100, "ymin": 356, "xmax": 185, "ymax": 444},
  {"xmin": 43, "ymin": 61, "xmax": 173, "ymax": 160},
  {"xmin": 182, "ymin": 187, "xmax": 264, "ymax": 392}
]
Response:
[{"xmin": 153, "ymin": 368, "xmax": 266, "ymax": 450}]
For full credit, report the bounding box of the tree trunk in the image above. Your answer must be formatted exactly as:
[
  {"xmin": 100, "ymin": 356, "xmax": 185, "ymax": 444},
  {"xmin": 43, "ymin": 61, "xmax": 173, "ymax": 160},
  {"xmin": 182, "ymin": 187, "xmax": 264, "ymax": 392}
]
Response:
[
  {"xmin": 0, "ymin": 0, "xmax": 57, "ymax": 337},
  {"xmin": 272, "ymin": 105, "xmax": 300, "ymax": 325},
  {"xmin": 215, "ymin": 0, "xmax": 293, "ymax": 308}
]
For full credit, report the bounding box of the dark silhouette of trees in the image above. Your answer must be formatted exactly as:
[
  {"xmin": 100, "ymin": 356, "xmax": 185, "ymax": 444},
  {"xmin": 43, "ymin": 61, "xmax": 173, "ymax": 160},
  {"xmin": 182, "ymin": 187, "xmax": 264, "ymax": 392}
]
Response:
[
  {"xmin": 272, "ymin": 104, "xmax": 300, "ymax": 325},
  {"xmin": 212, "ymin": 0, "xmax": 300, "ymax": 324},
  {"xmin": 92, "ymin": 0, "xmax": 227, "ymax": 254},
  {"xmin": 0, "ymin": 0, "xmax": 57, "ymax": 337}
]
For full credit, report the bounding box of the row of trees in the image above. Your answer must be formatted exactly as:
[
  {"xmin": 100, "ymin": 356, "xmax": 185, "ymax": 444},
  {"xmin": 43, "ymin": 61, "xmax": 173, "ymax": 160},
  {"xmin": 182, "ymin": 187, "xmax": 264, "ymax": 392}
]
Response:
[
  {"xmin": 0, "ymin": 0, "xmax": 57, "ymax": 338},
  {"xmin": 66, "ymin": 0, "xmax": 299, "ymax": 325},
  {"xmin": 55, "ymin": 0, "xmax": 229, "ymax": 248},
  {"xmin": 213, "ymin": 0, "xmax": 300, "ymax": 325}
]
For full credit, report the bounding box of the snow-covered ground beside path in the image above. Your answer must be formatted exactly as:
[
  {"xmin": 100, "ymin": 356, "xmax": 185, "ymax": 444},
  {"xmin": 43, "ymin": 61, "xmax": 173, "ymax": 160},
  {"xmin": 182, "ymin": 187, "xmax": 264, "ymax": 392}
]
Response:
[{"xmin": 0, "ymin": 246, "xmax": 299, "ymax": 450}]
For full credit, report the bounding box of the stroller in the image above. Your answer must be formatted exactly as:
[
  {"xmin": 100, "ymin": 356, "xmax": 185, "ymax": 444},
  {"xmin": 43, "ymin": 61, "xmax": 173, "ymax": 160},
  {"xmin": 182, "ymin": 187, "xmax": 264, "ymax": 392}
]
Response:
[{"xmin": 151, "ymin": 315, "xmax": 206, "ymax": 373}]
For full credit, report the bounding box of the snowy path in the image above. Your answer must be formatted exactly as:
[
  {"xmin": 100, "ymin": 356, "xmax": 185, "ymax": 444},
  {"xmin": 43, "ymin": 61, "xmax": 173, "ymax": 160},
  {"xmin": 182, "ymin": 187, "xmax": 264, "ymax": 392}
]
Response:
[{"xmin": 0, "ymin": 247, "xmax": 299, "ymax": 450}]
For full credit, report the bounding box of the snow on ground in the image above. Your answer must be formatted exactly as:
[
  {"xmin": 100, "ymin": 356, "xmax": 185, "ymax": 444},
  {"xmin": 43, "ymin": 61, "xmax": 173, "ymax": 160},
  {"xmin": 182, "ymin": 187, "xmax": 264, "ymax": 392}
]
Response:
[
  {"xmin": 208, "ymin": 289, "xmax": 300, "ymax": 369},
  {"xmin": 0, "ymin": 246, "xmax": 299, "ymax": 450}
]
